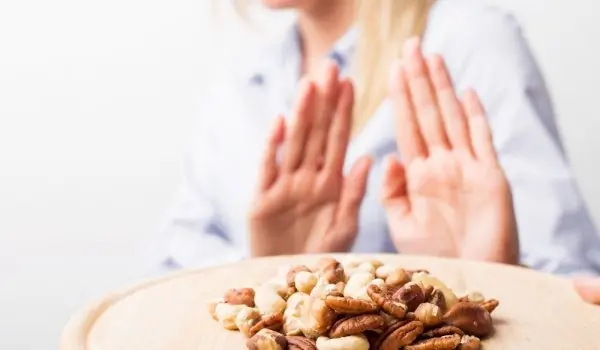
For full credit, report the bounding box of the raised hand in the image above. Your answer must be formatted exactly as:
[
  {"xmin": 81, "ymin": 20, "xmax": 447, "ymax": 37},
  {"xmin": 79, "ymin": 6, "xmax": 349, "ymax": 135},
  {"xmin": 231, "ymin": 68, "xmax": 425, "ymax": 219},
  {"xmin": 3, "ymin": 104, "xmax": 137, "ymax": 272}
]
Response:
[
  {"xmin": 247, "ymin": 62, "xmax": 372, "ymax": 257},
  {"xmin": 383, "ymin": 38, "xmax": 519, "ymax": 264}
]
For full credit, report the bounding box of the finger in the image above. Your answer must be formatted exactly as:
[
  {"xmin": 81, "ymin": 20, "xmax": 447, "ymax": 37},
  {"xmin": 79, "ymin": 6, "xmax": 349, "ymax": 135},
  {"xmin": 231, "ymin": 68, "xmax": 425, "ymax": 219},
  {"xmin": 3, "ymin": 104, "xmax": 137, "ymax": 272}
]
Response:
[
  {"xmin": 389, "ymin": 60, "xmax": 427, "ymax": 163},
  {"xmin": 334, "ymin": 155, "xmax": 373, "ymax": 234},
  {"xmin": 574, "ymin": 278, "xmax": 600, "ymax": 305},
  {"xmin": 282, "ymin": 79, "xmax": 316, "ymax": 172},
  {"xmin": 426, "ymin": 55, "xmax": 473, "ymax": 156},
  {"xmin": 403, "ymin": 37, "xmax": 450, "ymax": 150},
  {"xmin": 303, "ymin": 61, "xmax": 340, "ymax": 169},
  {"xmin": 324, "ymin": 79, "xmax": 353, "ymax": 175},
  {"xmin": 259, "ymin": 115, "xmax": 285, "ymax": 191},
  {"xmin": 462, "ymin": 89, "xmax": 497, "ymax": 161}
]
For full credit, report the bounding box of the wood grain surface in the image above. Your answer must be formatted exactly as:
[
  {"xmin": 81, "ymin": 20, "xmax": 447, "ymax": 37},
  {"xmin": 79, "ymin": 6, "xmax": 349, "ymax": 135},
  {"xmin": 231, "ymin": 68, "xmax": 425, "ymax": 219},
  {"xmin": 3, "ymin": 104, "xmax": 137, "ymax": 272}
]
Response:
[{"xmin": 61, "ymin": 254, "xmax": 600, "ymax": 350}]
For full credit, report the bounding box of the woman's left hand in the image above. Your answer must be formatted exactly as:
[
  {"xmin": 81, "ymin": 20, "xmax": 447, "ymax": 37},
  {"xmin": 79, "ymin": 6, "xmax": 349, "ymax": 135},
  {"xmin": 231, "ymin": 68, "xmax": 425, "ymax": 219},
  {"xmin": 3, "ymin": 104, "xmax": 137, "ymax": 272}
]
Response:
[
  {"xmin": 383, "ymin": 38, "xmax": 519, "ymax": 264},
  {"xmin": 247, "ymin": 62, "xmax": 372, "ymax": 257}
]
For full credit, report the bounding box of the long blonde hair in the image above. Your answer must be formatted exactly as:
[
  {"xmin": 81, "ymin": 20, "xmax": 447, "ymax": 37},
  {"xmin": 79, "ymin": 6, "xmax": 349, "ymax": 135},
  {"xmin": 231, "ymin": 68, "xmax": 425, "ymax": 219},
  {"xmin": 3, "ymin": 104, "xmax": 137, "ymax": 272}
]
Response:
[{"xmin": 233, "ymin": 0, "xmax": 433, "ymax": 134}]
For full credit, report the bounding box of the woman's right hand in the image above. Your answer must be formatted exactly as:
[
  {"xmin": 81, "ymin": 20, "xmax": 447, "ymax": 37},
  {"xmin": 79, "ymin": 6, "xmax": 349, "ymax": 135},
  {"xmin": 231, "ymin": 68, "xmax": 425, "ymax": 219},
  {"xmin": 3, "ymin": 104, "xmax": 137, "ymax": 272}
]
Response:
[{"xmin": 247, "ymin": 62, "xmax": 372, "ymax": 257}]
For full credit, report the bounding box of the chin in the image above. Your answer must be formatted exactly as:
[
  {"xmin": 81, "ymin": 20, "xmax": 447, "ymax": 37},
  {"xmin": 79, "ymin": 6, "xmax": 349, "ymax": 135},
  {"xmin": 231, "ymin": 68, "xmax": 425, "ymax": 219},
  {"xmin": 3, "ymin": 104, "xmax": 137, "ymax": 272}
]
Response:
[{"xmin": 259, "ymin": 0, "xmax": 305, "ymax": 9}]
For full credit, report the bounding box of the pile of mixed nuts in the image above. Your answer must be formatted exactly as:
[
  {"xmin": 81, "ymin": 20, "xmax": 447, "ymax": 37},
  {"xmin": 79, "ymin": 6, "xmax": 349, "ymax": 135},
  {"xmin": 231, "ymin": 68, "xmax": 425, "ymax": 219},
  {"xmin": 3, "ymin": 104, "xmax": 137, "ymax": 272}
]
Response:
[{"xmin": 207, "ymin": 257, "xmax": 500, "ymax": 350}]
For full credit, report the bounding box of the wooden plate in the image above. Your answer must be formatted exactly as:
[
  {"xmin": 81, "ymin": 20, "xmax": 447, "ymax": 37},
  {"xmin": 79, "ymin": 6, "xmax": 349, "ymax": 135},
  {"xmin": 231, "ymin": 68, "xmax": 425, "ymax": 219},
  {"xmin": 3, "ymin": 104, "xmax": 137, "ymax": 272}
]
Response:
[{"xmin": 61, "ymin": 254, "xmax": 600, "ymax": 349}]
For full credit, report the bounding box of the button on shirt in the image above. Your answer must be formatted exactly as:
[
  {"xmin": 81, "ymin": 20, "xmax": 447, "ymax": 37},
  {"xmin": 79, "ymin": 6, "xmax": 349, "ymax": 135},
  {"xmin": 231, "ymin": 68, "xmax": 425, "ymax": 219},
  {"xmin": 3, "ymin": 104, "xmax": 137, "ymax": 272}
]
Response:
[{"xmin": 150, "ymin": 0, "xmax": 600, "ymax": 276}]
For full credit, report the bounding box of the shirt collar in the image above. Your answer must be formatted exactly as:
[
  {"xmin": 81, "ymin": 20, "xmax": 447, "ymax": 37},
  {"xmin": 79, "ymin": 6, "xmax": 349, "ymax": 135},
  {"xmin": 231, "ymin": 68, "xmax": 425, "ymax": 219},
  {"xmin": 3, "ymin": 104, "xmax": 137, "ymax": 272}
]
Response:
[{"xmin": 248, "ymin": 23, "xmax": 358, "ymax": 87}]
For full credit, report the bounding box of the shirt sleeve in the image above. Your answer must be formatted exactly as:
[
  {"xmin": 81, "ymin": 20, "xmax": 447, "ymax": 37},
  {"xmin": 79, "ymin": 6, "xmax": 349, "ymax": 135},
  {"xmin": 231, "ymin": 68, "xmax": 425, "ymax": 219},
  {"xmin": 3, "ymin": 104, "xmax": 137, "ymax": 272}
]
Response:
[
  {"xmin": 440, "ymin": 9, "xmax": 600, "ymax": 275},
  {"xmin": 147, "ymin": 94, "xmax": 245, "ymax": 274}
]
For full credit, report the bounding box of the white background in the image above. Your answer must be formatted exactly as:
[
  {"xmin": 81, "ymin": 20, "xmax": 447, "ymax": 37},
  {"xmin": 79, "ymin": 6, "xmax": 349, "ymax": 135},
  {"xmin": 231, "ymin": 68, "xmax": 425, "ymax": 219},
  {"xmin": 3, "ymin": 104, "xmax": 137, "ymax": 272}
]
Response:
[{"xmin": 0, "ymin": 0, "xmax": 599, "ymax": 348}]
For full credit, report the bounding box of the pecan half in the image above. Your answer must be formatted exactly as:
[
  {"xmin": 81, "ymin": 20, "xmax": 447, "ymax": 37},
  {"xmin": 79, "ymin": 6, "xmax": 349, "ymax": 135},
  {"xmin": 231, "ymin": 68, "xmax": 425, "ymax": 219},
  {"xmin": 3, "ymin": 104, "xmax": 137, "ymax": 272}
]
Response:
[
  {"xmin": 443, "ymin": 303, "xmax": 492, "ymax": 337},
  {"xmin": 329, "ymin": 314, "xmax": 386, "ymax": 338},
  {"xmin": 404, "ymin": 334, "xmax": 461, "ymax": 350},
  {"xmin": 421, "ymin": 325, "xmax": 465, "ymax": 338},
  {"xmin": 379, "ymin": 320, "xmax": 424, "ymax": 350},
  {"xmin": 393, "ymin": 282, "xmax": 426, "ymax": 312},
  {"xmin": 224, "ymin": 288, "xmax": 255, "ymax": 307},
  {"xmin": 367, "ymin": 284, "xmax": 407, "ymax": 319},
  {"xmin": 246, "ymin": 329, "xmax": 287, "ymax": 350},
  {"xmin": 458, "ymin": 335, "xmax": 481, "ymax": 350},
  {"xmin": 287, "ymin": 265, "xmax": 311, "ymax": 287},
  {"xmin": 324, "ymin": 295, "xmax": 378, "ymax": 314},
  {"xmin": 248, "ymin": 313, "xmax": 284, "ymax": 337},
  {"xmin": 480, "ymin": 299, "xmax": 499, "ymax": 314},
  {"xmin": 286, "ymin": 336, "xmax": 317, "ymax": 350}
]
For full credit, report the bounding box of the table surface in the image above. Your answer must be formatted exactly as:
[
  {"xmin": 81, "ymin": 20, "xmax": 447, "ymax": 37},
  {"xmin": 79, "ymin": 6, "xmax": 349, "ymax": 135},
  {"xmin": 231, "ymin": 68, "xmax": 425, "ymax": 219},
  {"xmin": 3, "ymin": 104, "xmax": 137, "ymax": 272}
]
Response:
[{"xmin": 61, "ymin": 254, "xmax": 600, "ymax": 350}]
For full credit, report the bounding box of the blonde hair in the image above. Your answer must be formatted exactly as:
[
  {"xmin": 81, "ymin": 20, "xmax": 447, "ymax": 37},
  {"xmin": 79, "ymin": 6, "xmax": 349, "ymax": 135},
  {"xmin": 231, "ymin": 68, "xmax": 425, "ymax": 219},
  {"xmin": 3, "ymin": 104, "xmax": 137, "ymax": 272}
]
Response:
[{"xmin": 234, "ymin": 0, "xmax": 433, "ymax": 135}]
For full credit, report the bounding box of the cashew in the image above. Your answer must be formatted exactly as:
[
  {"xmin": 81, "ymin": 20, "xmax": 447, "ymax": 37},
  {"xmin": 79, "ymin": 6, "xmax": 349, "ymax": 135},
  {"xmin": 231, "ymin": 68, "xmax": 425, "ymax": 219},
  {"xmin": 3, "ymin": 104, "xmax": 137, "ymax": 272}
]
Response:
[
  {"xmin": 235, "ymin": 307, "xmax": 261, "ymax": 336},
  {"xmin": 315, "ymin": 335, "xmax": 369, "ymax": 350},
  {"xmin": 344, "ymin": 272, "xmax": 375, "ymax": 299},
  {"xmin": 466, "ymin": 290, "xmax": 485, "ymax": 303},
  {"xmin": 301, "ymin": 296, "xmax": 336, "ymax": 339},
  {"xmin": 356, "ymin": 262, "xmax": 376, "ymax": 275},
  {"xmin": 411, "ymin": 272, "xmax": 458, "ymax": 308},
  {"xmin": 310, "ymin": 278, "xmax": 339, "ymax": 300},
  {"xmin": 375, "ymin": 265, "xmax": 395, "ymax": 279},
  {"xmin": 215, "ymin": 303, "xmax": 247, "ymax": 330},
  {"xmin": 262, "ymin": 278, "xmax": 294, "ymax": 300},
  {"xmin": 277, "ymin": 264, "xmax": 293, "ymax": 279},
  {"xmin": 206, "ymin": 298, "xmax": 224, "ymax": 321},
  {"xmin": 295, "ymin": 271, "xmax": 318, "ymax": 294},
  {"xmin": 254, "ymin": 285, "xmax": 287, "ymax": 316},
  {"xmin": 283, "ymin": 292, "xmax": 310, "ymax": 336}
]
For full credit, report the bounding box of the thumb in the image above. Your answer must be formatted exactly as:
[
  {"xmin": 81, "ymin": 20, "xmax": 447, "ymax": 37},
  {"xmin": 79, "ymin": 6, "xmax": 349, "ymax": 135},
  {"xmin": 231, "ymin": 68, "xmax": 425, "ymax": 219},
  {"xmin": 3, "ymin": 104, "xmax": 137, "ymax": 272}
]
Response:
[
  {"xmin": 573, "ymin": 277, "xmax": 600, "ymax": 305},
  {"xmin": 381, "ymin": 155, "xmax": 410, "ymax": 216},
  {"xmin": 334, "ymin": 155, "xmax": 373, "ymax": 235}
]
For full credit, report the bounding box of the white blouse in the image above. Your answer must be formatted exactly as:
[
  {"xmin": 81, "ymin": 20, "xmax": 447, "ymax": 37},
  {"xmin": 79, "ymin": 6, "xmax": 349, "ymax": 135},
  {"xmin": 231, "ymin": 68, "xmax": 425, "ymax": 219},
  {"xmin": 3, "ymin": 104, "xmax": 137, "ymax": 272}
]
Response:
[{"xmin": 149, "ymin": 0, "xmax": 600, "ymax": 276}]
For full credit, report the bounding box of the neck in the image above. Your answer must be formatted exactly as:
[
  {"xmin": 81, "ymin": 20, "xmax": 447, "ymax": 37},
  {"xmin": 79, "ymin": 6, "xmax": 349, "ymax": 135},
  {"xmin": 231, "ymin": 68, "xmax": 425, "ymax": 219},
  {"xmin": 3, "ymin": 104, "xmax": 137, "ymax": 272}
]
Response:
[{"xmin": 297, "ymin": 1, "xmax": 355, "ymax": 76}]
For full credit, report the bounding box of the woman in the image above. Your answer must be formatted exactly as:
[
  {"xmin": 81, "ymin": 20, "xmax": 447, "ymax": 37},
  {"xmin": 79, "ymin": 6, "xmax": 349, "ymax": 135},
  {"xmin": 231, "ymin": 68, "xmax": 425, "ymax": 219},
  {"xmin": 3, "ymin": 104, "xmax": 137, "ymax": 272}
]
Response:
[{"xmin": 150, "ymin": 0, "xmax": 600, "ymax": 275}]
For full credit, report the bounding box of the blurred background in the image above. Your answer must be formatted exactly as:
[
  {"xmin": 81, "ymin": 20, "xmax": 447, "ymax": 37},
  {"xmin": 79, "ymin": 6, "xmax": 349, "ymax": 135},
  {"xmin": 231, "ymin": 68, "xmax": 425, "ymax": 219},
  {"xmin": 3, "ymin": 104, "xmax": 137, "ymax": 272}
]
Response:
[{"xmin": 0, "ymin": 0, "xmax": 598, "ymax": 348}]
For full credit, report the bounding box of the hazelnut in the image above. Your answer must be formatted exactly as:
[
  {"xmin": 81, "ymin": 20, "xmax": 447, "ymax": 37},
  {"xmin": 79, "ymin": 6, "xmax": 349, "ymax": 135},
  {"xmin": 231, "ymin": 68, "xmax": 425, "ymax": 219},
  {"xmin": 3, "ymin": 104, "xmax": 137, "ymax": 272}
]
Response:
[
  {"xmin": 414, "ymin": 303, "xmax": 443, "ymax": 327},
  {"xmin": 294, "ymin": 271, "xmax": 318, "ymax": 294},
  {"xmin": 286, "ymin": 265, "xmax": 311, "ymax": 287},
  {"xmin": 375, "ymin": 265, "xmax": 395, "ymax": 279},
  {"xmin": 224, "ymin": 288, "xmax": 255, "ymax": 307}
]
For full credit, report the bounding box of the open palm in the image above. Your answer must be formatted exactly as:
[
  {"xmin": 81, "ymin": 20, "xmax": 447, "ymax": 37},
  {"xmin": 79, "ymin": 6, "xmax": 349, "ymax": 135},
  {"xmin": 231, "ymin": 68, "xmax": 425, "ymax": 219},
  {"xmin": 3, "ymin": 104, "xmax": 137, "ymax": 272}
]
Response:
[
  {"xmin": 248, "ymin": 63, "xmax": 371, "ymax": 257},
  {"xmin": 383, "ymin": 39, "xmax": 518, "ymax": 264}
]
